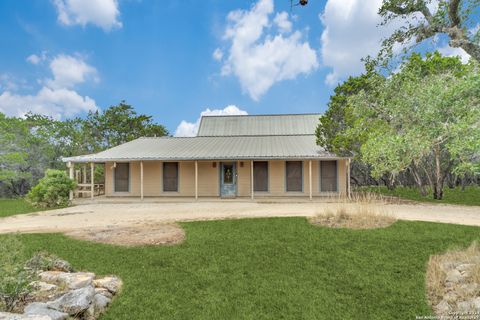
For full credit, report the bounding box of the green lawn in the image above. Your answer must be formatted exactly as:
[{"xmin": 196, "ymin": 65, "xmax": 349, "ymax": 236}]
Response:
[
  {"xmin": 5, "ymin": 218, "xmax": 480, "ymax": 319},
  {"xmin": 0, "ymin": 198, "xmax": 47, "ymax": 218},
  {"xmin": 361, "ymin": 186, "xmax": 480, "ymax": 206}
]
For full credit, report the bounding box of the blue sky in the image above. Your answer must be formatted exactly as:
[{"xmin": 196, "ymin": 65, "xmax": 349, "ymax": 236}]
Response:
[{"xmin": 0, "ymin": 0, "xmax": 471, "ymax": 135}]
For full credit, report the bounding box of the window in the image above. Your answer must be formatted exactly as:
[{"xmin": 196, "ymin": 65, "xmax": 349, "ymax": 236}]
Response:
[
  {"xmin": 114, "ymin": 163, "xmax": 129, "ymax": 192},
  {"xmin": 286, "ymin": 161, "xmax": 303, "ymax": 192},
  {"xmin": 163, "ymin": 162, "xmax": 179, "ymax": 192},
  {"xmin": 254, "ymin": 161, "xmax": 268, "ymax": 192},
  {"xmin": 321, "ymin": 161, "xmax": 337, "ymax": 192}
]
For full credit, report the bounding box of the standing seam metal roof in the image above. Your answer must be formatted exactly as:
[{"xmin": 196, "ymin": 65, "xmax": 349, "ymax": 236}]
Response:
[{"xmin": 62, "ymin": 135, "xmax": 344, "ymax": 163}]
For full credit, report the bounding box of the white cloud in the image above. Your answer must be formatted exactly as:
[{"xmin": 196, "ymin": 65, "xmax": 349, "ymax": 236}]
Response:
[
  {"xmin": 219, "ymin": 0, "xmax": 318, "ymax": 100},
  {"xmin": 174, "ymin": 105, "xmax": 248, "ymax": 137},
  {"xmin": 213, "ymin": 48, "xmax": 223, "ymax": 61},
  {"xmin": 27, "ymin": 54, "xmax": 41, "ymax": 65},
  {"xmin": 437, "ymin": 45, "xmax": 471, "ymax": 64},
  {"xmin": 53, "ymin": 0, "xmax": 121, "ymax": 31},
  {"xmin": 0, "ymin": 54, "xmax": 98, "ymax": 119},
  {"xmin": 320, "ymin": 0, "xmax": 394, "ymax": 86},
  {"xmin": 46, "ymin": 54, "xmax": 98, "ymax": 89},
  {"xmin": 274, "ymin": 12, "xmax": 292, "ymax": 33}
]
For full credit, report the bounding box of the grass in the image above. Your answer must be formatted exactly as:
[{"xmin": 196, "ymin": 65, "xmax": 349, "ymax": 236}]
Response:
[
  {"xmin": 0, "ymin": 198, "xmax": 47, "ymax": 218},
  {"xmin": 4, "ymin": 218, "xmax": 480, "ymax": 319},
  {"xmin": 360, "ymin": 186, "xmax": 480, "ymax": 206}
]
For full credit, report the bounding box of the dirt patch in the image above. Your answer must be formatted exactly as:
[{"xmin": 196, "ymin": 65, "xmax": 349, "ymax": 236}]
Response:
[
  {"xmin": 64, "ymin": 222, "xmax": 185, "ymax": 246},
  {"xmin": 309, "ymin": 204, "xmax": 396, "ymax": 229},
  {"xmin": 426, "ymin": 241, "xmax": 480, "ymax": 316}
]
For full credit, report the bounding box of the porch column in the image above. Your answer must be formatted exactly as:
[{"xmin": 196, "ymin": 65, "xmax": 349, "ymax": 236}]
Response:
[
  {"xmin": 309, "ymin": 160, "xmax": 312, "ymax": 200},
  {"xmin": 250, "ymin": 160, "xmax": 254, "ymax": 200},
  {"xmin": 68, "ymin": 162, "xmax": 74, "ymax": 201},
  {"xmin": 347, "ymin": 158, "xmax": 351, "ymax": 199},
  {"xmin": 90, "ymin": 162, "xmax": 95, "ymax": 199},
  {"xmin": 82, "ymin": 164, "xmax": 87, "ymax": 184},
  {"xmin": 140, "ymin": 161, "xmax": 144, "ymax": 200},
  {"xmin": 194, "ymin": 161, "xmax": 198, "ymax": 200}
]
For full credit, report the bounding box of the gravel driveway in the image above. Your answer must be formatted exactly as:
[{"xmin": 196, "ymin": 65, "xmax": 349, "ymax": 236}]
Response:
[{"xmin": 1, "ymin": 200, "xmax": 480, "ymax": 234}]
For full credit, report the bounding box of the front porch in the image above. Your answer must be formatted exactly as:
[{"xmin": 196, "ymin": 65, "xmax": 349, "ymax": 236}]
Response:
[{"xmin": 67, "ymin": 159, "xmax": 351, "ymax": 201}]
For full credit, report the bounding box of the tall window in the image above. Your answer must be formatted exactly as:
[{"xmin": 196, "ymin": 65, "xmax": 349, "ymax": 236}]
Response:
[
  {"xmin": 321, "ymin": 161, "xmax": 337, "ymax": 192},
  {"xmin": 114, "ymin": 163, "xmax": 129, "ymax": 192},
  {"xmin": 286, "ymin": 161, "xmax": 303, "ymax": 192},
  {"xmin": 163, "ymin": 162, "xmax": 179, "ymax": 192},
  {"xmin": 254, "ymin": 161, "xmax": 268, "ymax": 192}
]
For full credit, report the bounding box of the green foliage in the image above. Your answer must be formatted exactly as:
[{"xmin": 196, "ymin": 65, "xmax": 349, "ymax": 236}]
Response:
[
  {"xmin": 25, "ymin": 251, "xmax": 74, "ymax": 273},
  {"xmin": 0, "ymin": 235, "xmax": 32, "ymax": 312},
  {"xmin": 378, "ymin": 0, "xmax": 480, "ymax": 63},
  {"xmin": 0, "ymin": 101, "xmax": 168, "ymax": 198},
  {"xmin": 27, "ymin": 170, "xmax": 76, "ymax": 208},
  {"xmin": 8, "ymin": 218, "xmax": 480, "ymax": 319},
  {"xmin": 361, "ymin": 186, "xmax": 480, "ymax": 206}
]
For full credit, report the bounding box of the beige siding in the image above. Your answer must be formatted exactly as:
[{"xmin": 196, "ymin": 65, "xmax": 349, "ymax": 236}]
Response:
[{"xmin": 104, "ymin": 159, "xmax": 348, "ymax": 198}]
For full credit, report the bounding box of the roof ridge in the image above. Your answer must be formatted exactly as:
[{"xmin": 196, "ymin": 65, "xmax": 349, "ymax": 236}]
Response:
[{"xmin": 201, "ymin": 113, "xmax": 321, "ymax": 118}]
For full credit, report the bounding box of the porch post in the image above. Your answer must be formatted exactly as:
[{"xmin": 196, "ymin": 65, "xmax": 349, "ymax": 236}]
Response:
[
  {"xmin": 82, "ymin": 164, "xmax": 87, "ymax": 184},
  {"xmin": 250, "ymin": 160, "xmax": 254, "ymax": 200},
  {"xmin": 194, "ymin": 161, "xmax": 198, "ymax": 200},
  {"xmin": 68, "ymin": 162, "xmax": 74, "ymax": 201},
  {"xmin": 140, "ymin": 161, "xmax": 144, "ymax": 200},
  {"xmin": 309, "ymin": 160, "xmax": 312, "ymax": 200},
  {"xmin": 347, "ymin": 158, "xmax": 351, "ymax": 199},
  {"xmin": 90, "ymin": 162, "xmax": 95, "ymax": 199}
]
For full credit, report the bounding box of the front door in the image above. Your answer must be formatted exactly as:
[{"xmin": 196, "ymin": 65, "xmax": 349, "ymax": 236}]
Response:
[{"xmin": 220, "ymin": 162, "xmax": 237, "ymax": 197}]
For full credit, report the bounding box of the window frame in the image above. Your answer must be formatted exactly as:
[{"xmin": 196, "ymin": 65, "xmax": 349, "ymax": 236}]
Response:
[
  {"xmin": 163, "ymin": 162, "xmax": 179, "ymax": 192},
  {"xmin": 285, "ymin": 161, "xmax": 303, "ymax": 193},
  {"xmin": 319, "ymin": 160, "xmax": 338, "ymax": 192}
]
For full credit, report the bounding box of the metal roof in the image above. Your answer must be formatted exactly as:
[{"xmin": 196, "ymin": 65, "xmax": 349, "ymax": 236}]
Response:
[
  {"xmin": 197, "ymin": 113, "xmax": 321, "ymax": 136},
  {"xmin": 63, "ymin": 135, "xmax": 345, "ymax": 163}
]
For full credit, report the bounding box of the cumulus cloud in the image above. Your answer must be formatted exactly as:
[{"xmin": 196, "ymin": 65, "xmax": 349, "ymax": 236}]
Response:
[
  {"xmin": 174, "ymin": 105, "xmax": 248, "ymax": 137},
  {"xmin": 218, "ymin": 0, "xmax": 318, "ymax": 100},
  {"xmin": 320, "ymin": 0, "xmax": 394, "ymax": 86},
  {"xmin": 0, "ymin": 54, "xmax": 98, "ymax": 119},
  {"xmin": 26, "ymin": 51, "xmax": 47, "ymax": 65},
  {"xmin": 46, "ymin": 54, "xmax": 98, "ymax": 89},
  {"xmin": 437, "ymin": 45, "xmax": 471, "ymax": 64},
  {"xmin": 212, "ymin": 48, "xmax": 223, "ymax": 61},
  {"xmin": 53, "ymin": 0, "xmax": 121, "ymax": 31}
]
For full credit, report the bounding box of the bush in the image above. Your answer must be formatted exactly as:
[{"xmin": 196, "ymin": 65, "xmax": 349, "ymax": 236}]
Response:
[
  {"xmin": 27, "ymin": 169, "xmax": 76, "ymax": 208},
  {"xmin": 0, "ymin": 235, "xmax": 32, "ymax": 312}
]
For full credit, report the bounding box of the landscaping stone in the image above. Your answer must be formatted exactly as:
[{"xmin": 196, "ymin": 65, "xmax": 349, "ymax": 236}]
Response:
[
  {"xmin": 30, "ymin": 282, "xmax": 58, "ymax": 294},
  {"xmin": 47, "ymin": 286, "xmax": 95, "ymax": 314},
  {"xmin": 0, "ymin": 313, "xmax": 52, "ymax": 320},
  {"xmin": 92, "ymin": 276, "xmax": 122, "ymax": 294},
  {"xmin": 94, "ymin": 288, "xmax": 112, "ymax": 299},
  {"xmin": 93, "ymin": 294, "xmax": 111, "ymax": 313},
  {"xmin": 445, "ymin": 269, "xmax": 463, "ymax": 283},
  {"xmin": 24, "ymin": 303, "xmax": 68, "ymax": 320},
  {"xmin": 39, "ymin": 271, "xmax": 95, "ymax": 290}
]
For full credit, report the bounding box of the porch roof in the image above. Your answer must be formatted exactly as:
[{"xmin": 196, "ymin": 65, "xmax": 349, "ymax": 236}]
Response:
[{"xmin": 63, "ymin": 135, "xmax": 348, "ymax": 163}]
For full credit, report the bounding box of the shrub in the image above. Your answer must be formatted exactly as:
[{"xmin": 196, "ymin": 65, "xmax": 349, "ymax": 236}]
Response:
[
  {"xmin": 27, "ymin": 169, "xmax": 76, "ymax": 208},
  {"xmin": 25, "ymin": 251, "xmax": 74, "ymax": 273},
  {"xmin": 0, "ymin": 235, "xmax": 32, "ymax": 312}
]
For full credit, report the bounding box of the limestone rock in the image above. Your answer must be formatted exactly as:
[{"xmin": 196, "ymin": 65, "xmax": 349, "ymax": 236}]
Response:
[
  {"xmin": 445, "ymin": 269, "xmax": 463, "ymax": 283},
  {"xmin": 39, "ymin": 271, "xmax": 95, "ymax": 290},
  {"xmin": 93, "ymin": 294, "xmax": 111, "ymax": 314},
  {"xmin": 93, "ymin": 276, "xmax": 122, "ymax": 294},
  {"xmin": 30, "ymin": 282, "xmax": 58, "ymax": 294},
  {"xmin": 24, "ymin": 303, "xmax": 68, "ymax": 320},
  {"xmin": 47, "ymin": 286, "xmax": 95, "ymax": 315},
  {"xmin": 434, "ymin": 300, "xmax": 451, "ymax": 314},
  {"xmin": 0, "ymin": 313, "xmax": 52, "ymax": 320},
  {"xmin": 94, "ymin": 288, "xmax": 112, "ymax": 299}
]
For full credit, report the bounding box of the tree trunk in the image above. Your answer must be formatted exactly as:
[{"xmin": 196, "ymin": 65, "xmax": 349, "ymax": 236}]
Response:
[
  {"xmin": 410, "ymin": 163, "xmax": 428, "ymax": 196},
  {"xmin": 433, "ymin": 146, "xmax": 444, "ymax": 200}
]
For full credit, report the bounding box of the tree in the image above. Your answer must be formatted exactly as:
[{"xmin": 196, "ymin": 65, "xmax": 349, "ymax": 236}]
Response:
[
  {"xmin": 346, "ymin": 53, "xmax": 480, "ymax": 199},
  {"xmin": 84, "ymin": 101, "xmax": 168, "ymax": 151},
  {"xmin": 379, "ymin": 0, "xmax": 480, "ymax": 63}
]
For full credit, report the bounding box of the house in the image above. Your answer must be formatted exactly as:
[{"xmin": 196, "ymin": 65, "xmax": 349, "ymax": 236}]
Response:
[{"xmin": 63, "ymin": 113, "xmax": 351, "ymax": 200}]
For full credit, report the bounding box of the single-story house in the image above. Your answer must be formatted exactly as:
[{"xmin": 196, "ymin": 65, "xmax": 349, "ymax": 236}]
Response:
[{"xmin": 63, "ymin": 113, "xmax": 352, "ymax": 200}]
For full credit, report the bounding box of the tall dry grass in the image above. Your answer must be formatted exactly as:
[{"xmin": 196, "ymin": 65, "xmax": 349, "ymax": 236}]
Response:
[{"xmin": 310, "ymin": 192, "xmax": 396, "ymax": 229}]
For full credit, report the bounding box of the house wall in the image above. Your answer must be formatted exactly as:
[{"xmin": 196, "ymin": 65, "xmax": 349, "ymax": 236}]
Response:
[{"xmin": 104, "ymin": 159, "xmax": 348, "ymax": 198}]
